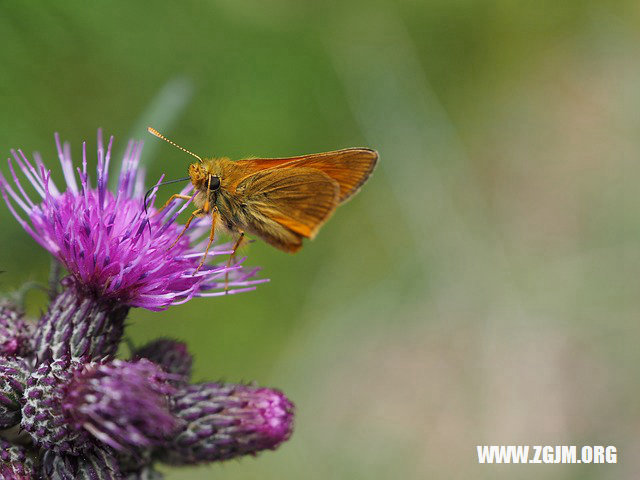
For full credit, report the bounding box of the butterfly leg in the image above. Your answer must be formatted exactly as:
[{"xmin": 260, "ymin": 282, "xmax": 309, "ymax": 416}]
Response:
[
  {"xmin": 169, "ymin": 208, "xmax": 202, "ymax": 250},
  {"xmin": 152, "ymin": 194, "xmax": 192, "ymax": 217},
  {"xmin": 225, "ymin": 231, "xmax": 245, "ymax": 292},
  {"xmin": 196, "ymin": 207, "xmax": 218, "ymax": 273}
]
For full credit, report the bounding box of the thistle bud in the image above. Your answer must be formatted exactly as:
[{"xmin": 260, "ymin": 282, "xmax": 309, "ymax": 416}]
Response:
[
  {"xmin": 62, "ymin": 359, "xmax": 179, "ymax": 451},
  {"xmin": 163, "ymin": 382, "xmax": 294, "ymax": 465}
]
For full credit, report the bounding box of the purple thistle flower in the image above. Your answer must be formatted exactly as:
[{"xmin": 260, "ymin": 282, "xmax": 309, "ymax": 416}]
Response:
[
  {"xmin": 0, "ymin": 131, "xmax": 295, "ymax": 477},
  {"xmin": 164, "ymin": 382, "xmax": 294, "ymax": 465},
  {"xmin": 62, "ymin": 359, "xmax": 179, "ymax": 451},
  {"xmin": 0, "ymin": 131, "xmax": 266, "ymax": 311}
]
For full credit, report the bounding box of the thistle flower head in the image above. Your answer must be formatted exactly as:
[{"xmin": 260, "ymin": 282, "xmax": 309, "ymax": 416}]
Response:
[
  {"xmin": 62, "ymin": 359, "xmax": 179, "ymax": 451},
  {"xmin": 0, "ymin": 131, "xmax": 265, "ymax": 310},
  {"xmin": 166, "ymin": 382, "xmax": 294, "ymax": 464}
]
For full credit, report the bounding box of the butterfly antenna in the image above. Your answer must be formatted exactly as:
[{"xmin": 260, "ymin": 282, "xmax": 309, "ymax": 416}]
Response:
[{"xmin": 147, "ymin": 127, "xmax": 203, "ymax": 163}]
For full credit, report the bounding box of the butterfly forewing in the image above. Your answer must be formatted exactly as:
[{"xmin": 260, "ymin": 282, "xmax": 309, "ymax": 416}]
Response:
[{"xmin": 236, "ymin": 148, "xmax": 378, "ymax": 203}]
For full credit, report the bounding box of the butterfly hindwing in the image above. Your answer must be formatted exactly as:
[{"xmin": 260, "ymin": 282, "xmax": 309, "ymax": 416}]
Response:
[{"xmin": 236, "ymin": 167, "xmax": 340, "ymax": 252}]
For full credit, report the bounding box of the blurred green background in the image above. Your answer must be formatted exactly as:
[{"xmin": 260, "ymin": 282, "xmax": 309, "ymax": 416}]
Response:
[{"xmin": 1, "ymin": 1, "xmax": 640, "ymax": 479}]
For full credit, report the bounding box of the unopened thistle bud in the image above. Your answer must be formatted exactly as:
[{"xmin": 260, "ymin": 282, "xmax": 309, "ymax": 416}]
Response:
[
  {"xmin": 62, "ymin": 359, "xmax": 179, "ymax": 451},
  {"xmin": 163, "ymin": 382, "xmax": 294, "ymax": 465}
]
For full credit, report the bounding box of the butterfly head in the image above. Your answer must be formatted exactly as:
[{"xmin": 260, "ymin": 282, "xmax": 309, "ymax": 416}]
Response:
[{"xmin": 189, "ymin": 162, "xmax": 221, "ymax": 192}]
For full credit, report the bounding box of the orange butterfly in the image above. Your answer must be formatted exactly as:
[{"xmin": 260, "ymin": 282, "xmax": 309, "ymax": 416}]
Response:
[{"xmin": 148, "ymin": 127, "xmax": 378, "ymax": 270}]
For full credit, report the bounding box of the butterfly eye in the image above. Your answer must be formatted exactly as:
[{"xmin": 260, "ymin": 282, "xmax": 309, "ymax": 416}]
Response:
[{"xmin": 208, "ymin": 175, "xmax": 221, "ymax": 191}]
